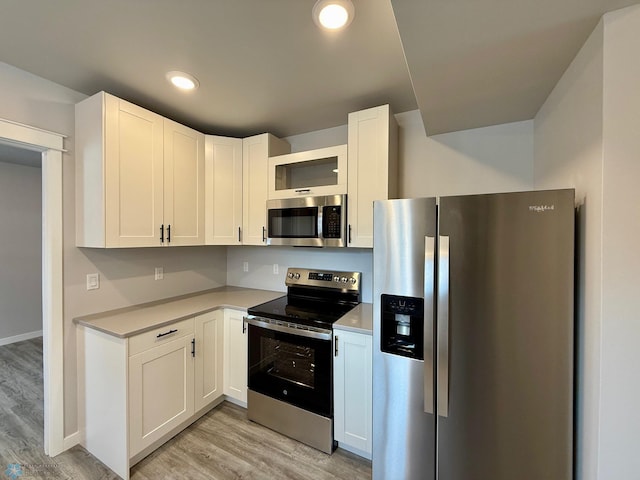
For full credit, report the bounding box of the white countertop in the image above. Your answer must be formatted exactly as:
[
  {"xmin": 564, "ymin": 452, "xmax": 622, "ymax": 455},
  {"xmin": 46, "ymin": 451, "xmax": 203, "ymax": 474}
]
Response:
[
  {"xmin": 334, "ymin": 303, "xmax": 373, "ymax": 335},
  {"xmin": 74, "ymin": 286, "xmax": 284, "ymax": 338}
]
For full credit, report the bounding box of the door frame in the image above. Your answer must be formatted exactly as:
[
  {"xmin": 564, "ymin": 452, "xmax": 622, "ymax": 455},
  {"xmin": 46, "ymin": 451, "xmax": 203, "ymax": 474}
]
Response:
[{"xmin": 0, "ymin": 117, "xmax": 65, "ymax": 456}]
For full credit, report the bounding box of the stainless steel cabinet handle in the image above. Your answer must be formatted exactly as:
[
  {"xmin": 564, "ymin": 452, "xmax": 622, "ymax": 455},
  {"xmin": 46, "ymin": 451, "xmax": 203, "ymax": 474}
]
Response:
[
  {"xmin": 160, "ymin": 224, "xmax": 164, "ymax": 244},
  {"xmin": 348, "ymin": 224, "xmax": 352, "ymax": 244},
  {"xmin": 156, "ymin": 328, "xmax": 177, "ymax": 338},
  {"xmin": 191, "ymin": 338, "xmax": 195, "ymax": 357},
  {"xmin": 295, "ymin": 189, "xmax": 311, "ymax": 193},
  {"xmin": 167, "ymin": 224, "xmax": 171, "ymax": 243},
  {"xmin": 242, "ymin": 317, "xmax": 247, "ymax": 334},
  {"xmin": 334, "ymin": 336, "xmax": 339, "ymax": 357},
  {"xmin": 437, "ymin": 235, "xmax": 450, "ymax": 418},
  {"xmin": 424, "ymin": 236, "xmax": 435, "ymax": 414},
  {"xmin": 238, "ymin": 226, "xmax": 241, "ymax": 243},
  {"xmin": 262, "ymin": 226, "xmax": 266, "ymax": 243}
]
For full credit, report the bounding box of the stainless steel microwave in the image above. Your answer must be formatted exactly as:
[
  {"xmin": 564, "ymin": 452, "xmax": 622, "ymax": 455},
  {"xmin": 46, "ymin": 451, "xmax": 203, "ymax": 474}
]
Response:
[{"xmin": 266, "ymin": 195, "xmax": 346, "ymax": 247}]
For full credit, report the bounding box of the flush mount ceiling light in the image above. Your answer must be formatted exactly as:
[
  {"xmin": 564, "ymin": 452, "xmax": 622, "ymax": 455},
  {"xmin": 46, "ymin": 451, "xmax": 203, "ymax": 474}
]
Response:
[
  {"xmin": 313, "ymin": 0, "xmax": 355, "ymax": 31},
  {"xmin": 166, "ymin": 71, "xmax": 199, "ymax": 91}
]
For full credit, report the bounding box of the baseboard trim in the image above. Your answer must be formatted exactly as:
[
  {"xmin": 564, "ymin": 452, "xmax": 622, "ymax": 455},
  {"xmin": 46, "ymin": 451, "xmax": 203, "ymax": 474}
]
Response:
[
  {"xmin": 0, "ymin": 330, "xmax": 43, "ymax": 346},
  {"xmin": 63, "ymin": 430, "xmax": 82, "ymax": 451}
]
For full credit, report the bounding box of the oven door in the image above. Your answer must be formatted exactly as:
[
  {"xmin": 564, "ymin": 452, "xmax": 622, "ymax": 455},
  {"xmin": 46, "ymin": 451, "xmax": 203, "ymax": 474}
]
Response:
[{"xmin": 247, "ymin": 317, "xmax": 333, "ymax": 417}]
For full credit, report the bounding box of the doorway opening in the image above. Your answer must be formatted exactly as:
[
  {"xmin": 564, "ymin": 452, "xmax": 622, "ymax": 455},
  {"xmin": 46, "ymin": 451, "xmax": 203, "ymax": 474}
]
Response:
[{"xmin": 0, "ymin": 118, "xmax": 65, "ymax": 457}]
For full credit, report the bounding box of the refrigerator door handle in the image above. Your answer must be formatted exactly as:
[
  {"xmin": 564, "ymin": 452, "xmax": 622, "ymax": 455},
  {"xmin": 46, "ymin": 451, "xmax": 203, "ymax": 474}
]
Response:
[
  {"xmin": 424, "ymin": 236, "xmax": 435, "ymax": 414},
  {"xmin": 437, "ymin": 235, "xmax": 450, "ymax": 418}
]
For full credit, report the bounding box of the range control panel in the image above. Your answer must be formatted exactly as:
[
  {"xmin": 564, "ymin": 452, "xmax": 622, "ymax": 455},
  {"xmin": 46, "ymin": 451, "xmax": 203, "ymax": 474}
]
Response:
[{"xmin": 285, "ymin": 268, "xmax": 361, "ymax": 292}]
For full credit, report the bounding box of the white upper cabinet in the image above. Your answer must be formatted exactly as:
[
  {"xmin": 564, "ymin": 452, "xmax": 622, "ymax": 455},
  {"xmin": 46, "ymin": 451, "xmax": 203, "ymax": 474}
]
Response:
[
  {"xmin": 205, "ymin": 135, "xmax": 243, "ymax": 245},
  {"xmin": 163, "ymin": 119, "xmax": 205, "ymax": 246},
  {"xmin": 75, "ymin": 91, "xmax": 204, "ymax": 248},
  {"xmin": 267, "ymin": 144, "xmax": 347, "ymax": 199},
  {"xmin": 242, "ymin": 133, "xmax": 290, "ymax": 245},
  {"xmin": 347, "ymin": 105, "xmax": 398, "ymax": 248}
]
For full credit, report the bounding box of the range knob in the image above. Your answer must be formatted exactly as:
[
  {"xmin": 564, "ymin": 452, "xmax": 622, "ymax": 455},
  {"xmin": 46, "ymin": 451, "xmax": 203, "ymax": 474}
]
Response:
[
  {"xmin": 334, "ymin": 276, "xmax": 341, "ymax": 282},
  {"xmin": 294, "ymin": 272, "xmax": 301, "ymax": 280},
  {"xmin": 341, "ymin": 277, "xmax": 348, "ymax": 283},
  {"xmin": 350, "ymin": 277, "xmax": 357, "ymax": 284},
  {"xmin": 287, "ymin": 272, "xmax": 294, "ymax": 279}
]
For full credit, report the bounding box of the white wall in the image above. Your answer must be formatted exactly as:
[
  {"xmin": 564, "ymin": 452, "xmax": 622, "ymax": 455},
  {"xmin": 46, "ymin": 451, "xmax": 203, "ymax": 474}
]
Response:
[
  {"xmin": 535, "ymin": 6, "xmax": 640, "ymax": 478},
  {"xmin": 227, "ymin": 246, "xmax": 373, "ymax": 302},
  {"xmin": 599, "ymin": 6, "xmax": 640, "ymax": 478},
  {"xmin": 0, "ymin": 61, "xmax": 229, "ymax": 436},
  {"xmin": 228, "ymin": 110, "xmax": 535, "ymax": 302},
  {"xmin": 534, "ymin": 19, "xmax": 604, "ymax": 480},
  {"xmin": 0, "ymin": 159, "xmax": 43, "ymax": 343},
  {"xmin": 398, "ymin": 111, "xmax": 534, "ymax": 198}
]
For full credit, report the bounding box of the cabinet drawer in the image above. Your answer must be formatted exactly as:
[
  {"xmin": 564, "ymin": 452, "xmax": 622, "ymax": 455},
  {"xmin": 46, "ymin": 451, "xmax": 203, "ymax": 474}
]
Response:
[{"xmin": 129, "ymin": 318, "xmax": 194, "ymax": 356}]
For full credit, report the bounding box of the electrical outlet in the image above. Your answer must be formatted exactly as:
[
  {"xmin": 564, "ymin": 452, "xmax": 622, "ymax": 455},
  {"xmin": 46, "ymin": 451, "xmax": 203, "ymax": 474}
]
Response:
[
  {"xmin": 243, "ymin": 261, "xmax": 249, "ymax": 273},
  {"xmin": 273, "ymin": 263, "xmax": 279, "ymax": 275},
  {"xmin": 155, "ymin": 267, "xmax": 164, "ymax": 280},
  {"xmin": 86, "ymin": 273, "xmax": 99, "ymax": 290}
]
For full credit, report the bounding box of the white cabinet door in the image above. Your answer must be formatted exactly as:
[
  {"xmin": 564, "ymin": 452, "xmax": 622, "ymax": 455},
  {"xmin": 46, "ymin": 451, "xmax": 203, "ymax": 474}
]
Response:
[
  {"xmin": 129, "ymin": 334, "xmax": 195, "ymax": 456},
  {"xmin": 76, "ymin": 91, "xmax": 207, "ymax": 248},
  {"xmin": 347, "ymin": 104, "xmax": 398, "ymax": 248},
  {"xmin": 242, "ymin": 133, "xmax": 290, "ymax": 245},
  {"xmin": 194, "ymin": 310, "xmax": 224, "ymax": 411},
  {"xmin": 223, "ymin": 309, "xmax": 248, "ymax": 404},
  {"xmin": 104, "ymin": 94, "xmax": 165, "ymax": 247},
  {"xmin": 205, "ymin": 136, "xmax": 243, "ymax": 245},
  {"xmin": 163, "ymin": 119, "xmax": 205, "ymax": 246},
  {"xmin": 333, "ymin": 330, "xmax": 372, "ymax": 458},
  {"xmin": 267, "ymin": 145, "xmax": 347, "ymax": 199}
]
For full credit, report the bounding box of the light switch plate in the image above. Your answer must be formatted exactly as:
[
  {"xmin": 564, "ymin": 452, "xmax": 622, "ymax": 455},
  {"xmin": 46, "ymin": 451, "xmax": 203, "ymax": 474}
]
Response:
[
  {"xmin": 243, "ymin": 261, "xmax": 249, "ymax": 273},
  {"xmin": 273, "ymin": 263, "xmax": 279, "ymax": 275},
  {"xmin": 155, "ymin": 267, "xmax": 164, "ymax": 280},
  {"xmin": 86, "ymin": 273, "xmax": 99, "ymax": 290}
]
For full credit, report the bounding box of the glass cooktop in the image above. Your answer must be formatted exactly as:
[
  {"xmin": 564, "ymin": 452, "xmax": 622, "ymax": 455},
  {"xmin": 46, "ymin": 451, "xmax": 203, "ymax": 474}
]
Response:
[{"xmin": 247, "ymin": 295, "xmax": 357, "ymax": 330}]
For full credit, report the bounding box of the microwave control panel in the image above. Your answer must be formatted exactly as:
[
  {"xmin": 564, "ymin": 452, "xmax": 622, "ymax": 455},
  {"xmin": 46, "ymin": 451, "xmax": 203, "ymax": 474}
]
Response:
[{"xmin": 323, "ymin": 206, "xmax": 342, "ymax": 239}]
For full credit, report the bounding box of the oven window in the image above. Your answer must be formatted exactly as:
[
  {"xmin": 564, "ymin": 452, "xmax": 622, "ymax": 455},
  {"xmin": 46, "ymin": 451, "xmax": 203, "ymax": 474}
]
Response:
[
  {"xmin": 268, "ymin": 207, "xmax": 318, "ymax": 238},
  {"xmin": 248, "ymin": 324, "xmax": 332, "ymax": 417},
  {"xmin": 259, "ymin": 337, "xmax": 315, "ymax": 389}
]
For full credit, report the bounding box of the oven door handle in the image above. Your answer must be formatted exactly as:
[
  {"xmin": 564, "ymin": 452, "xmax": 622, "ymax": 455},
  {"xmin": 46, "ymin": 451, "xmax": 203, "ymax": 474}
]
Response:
[{"xmin": 245, "ymin": 317, "xmax": 332, "ymax": 341}]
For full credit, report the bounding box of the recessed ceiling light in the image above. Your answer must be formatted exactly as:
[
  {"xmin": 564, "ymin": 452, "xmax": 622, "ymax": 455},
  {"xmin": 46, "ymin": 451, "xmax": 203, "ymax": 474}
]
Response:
[
  {"xmin": 313, "ymin": 0, "xmax": 354, "ymax": 31},
  {"xmin": 166, "ymin": 71, "xmax": 199, "ymax": 91}
]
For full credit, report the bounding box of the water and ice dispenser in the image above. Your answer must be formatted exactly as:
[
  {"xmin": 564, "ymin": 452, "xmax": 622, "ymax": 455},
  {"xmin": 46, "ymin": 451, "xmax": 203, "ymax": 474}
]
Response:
[{"xmin": 380, "ymin": 294, "xmax": 424, "ymax": 360}]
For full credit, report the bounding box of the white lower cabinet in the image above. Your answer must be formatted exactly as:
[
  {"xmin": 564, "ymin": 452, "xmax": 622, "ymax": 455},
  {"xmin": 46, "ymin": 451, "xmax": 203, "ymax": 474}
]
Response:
[
  {"xmin": 194, "ymin": 310, "xmax": 224, "ymax": 410},
  {"xmin": 82, "ymin": 311, "xmax": 225, "ymax": 480},
  {"xmin": 129, "ymin": 333, "xmax": 195, "ymax": 457},
  {"xmin": 333, "ymin": 329, "xmax": 373, "ymax": 459},
  {"xmin": 223, "ymin": 309, "xmax": 248, "ymax": 405}
]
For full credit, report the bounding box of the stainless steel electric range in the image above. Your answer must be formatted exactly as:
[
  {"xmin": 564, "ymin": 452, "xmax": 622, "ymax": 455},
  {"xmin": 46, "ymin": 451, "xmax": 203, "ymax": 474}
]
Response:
[{"xmin": 244, "ymin": 267, "xmax": 362, "ymax": 454}]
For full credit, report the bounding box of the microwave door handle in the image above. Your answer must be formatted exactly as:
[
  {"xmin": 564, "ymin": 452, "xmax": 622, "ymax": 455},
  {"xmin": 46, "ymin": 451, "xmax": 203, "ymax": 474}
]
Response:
[{"xmin": 317, "ymin": 206, "xmax": 323, "ymax": 240}]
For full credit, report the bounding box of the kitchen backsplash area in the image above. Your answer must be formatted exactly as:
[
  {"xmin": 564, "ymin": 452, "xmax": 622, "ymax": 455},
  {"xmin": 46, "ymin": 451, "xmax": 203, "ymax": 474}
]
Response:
[{"xmin": 226, "ymin": 245, "xmax": 373, "ymax": 303}]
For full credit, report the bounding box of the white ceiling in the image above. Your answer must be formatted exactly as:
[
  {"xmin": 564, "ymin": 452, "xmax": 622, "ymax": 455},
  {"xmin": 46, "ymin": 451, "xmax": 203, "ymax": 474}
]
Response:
[
  {"xmin": 0, "ymin": 0, "xmax": 637, "ymax": 138},
  {"xmin": 391, "ymin": 0, "xmax": 639, "ymax": 135}
]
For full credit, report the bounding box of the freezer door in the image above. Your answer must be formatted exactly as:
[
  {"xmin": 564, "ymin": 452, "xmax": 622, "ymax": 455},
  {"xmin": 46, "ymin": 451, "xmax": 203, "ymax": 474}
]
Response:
[
  {"xmin": 436, "ymin": 189, "xmax": 575, "ymax": 480},
  {"xmin": 373, "ymin": 198, "xmax": 437, "ymax": 480}
]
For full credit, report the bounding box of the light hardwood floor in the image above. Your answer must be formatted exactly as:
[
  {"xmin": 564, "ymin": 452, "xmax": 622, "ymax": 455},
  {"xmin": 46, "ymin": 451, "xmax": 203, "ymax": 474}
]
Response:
[{"xmin": 0, "ymin": 337, "xmax": 372, "ymax": 479}]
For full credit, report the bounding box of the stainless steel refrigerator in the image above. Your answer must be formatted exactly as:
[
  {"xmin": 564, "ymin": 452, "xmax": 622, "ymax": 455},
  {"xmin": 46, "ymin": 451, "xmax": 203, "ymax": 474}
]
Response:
[{"xmin": 373, "ymin": 189, "xmax": 574, "ymax": 480}]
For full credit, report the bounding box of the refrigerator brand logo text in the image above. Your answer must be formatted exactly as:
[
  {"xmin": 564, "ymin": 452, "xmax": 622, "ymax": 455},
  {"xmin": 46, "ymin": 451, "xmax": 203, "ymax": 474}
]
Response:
[{"xmin": 529, "ymin": 204, "xmax": 555, "ymax": 213}]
